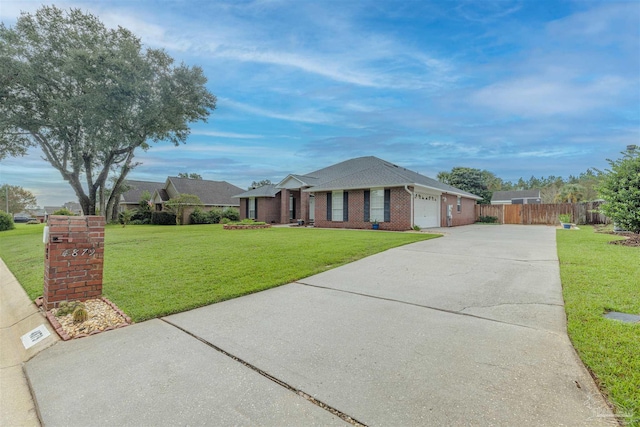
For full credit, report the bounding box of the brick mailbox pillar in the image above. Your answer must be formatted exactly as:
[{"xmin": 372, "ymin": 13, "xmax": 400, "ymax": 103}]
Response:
[{"xmin": 43, "ymin": 215, "xmax": 105, "ymax": 310}]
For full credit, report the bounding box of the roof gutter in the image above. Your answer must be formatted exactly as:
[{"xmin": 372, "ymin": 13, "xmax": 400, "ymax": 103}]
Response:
[{"xmin": 404, "ymin": 185, "xmax": 414, "ymax": 229}]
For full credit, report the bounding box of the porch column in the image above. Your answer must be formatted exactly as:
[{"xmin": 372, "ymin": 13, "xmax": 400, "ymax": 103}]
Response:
[
  {"xmin": 300, "ymin": 190, "xmax": 309, "ymax": 224},
  {"xmin": 280, "ymin": 189, "xmax": 289, "ymax": 224}
]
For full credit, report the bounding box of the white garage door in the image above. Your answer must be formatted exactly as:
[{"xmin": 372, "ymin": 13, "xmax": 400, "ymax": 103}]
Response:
[{"xmin": 414, "ymin": 193, "xmax": 439, "ymax": 228}]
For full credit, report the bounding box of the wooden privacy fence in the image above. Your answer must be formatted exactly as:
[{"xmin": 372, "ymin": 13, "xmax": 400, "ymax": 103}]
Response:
[{"xmin": 476, "ymin": 202, "xmax": 610, "ymax": 225}]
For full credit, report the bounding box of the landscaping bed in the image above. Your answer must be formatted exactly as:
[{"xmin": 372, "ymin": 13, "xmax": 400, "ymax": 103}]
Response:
[{"xmin": 223, "ymin": 223, "xmax": 271, "ymax": 229}]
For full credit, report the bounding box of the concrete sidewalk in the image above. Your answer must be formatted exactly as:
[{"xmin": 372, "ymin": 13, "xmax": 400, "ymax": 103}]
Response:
[
  {"xmin": 24, "ymin": 225, "xmax": 616, "ymax": 426},
  {"xmin": 1, "ymin": 258, "xmax": 58, "ymax": 427}
]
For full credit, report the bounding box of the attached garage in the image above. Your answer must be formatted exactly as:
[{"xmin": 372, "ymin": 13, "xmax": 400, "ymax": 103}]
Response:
[{"xmin": 414, "ymin": 192, "xmax": 440, "ymax": 228}]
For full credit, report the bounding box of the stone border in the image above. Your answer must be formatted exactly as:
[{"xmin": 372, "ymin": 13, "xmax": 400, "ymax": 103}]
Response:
[
  {"xmin": 223, "ymin": 224, "xmax": 271, "ymax": 230},
  {"xmin": 39, "ymin": 297, "xmax": 132, "ymax": 341}
]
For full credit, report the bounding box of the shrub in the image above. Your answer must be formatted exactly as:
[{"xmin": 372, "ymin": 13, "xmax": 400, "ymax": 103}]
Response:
[
  {"xmin": 151, "ymin": 211, "xmax": 177, "ymax": 225},
  {"xmin": 118, "ymin": 210, "xmax": 132, "ymax": 227},
  {"xmin": 52, "ymin": 208, "xmax": 75, "ymax": 216},
  {"xmin": 131, "ymin": 208, "xmax": 152, "ymax": 223},
  {"xmin": 27, "ymin": 219, "xmax": 40, "ymax": 224},
  {"xmin": 220, "ymin": 217, "xmax": 231, "ymax": 224},
  {"xmin": 0, "ymin": 210, "xmax": 15, "ymax": 231},
  {"xmin": 190, "ymin": 208, "xmax": 208, "ymax": 224},
  {"xmin": 477, "ymin": 215, "xmax": 498, "ymax": 223},
  {"xmin": 222, "ymin": 208, "xmax": 240, "ymax": 222},
  {"xmin": 207, "ymin": 208, "xmax": 223, "ymax": 224}
]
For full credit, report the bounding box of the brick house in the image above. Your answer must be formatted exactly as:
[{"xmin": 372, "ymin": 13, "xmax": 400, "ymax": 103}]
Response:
[
  {"xmin": 235, "ymin": 156, "xmax": 481, "ymax": 230},
  {"xmin": 149, "ymin": 177, "xmax": 244, "ymax": 224},
  {"xmin": 119, "ymin": 180, "xmax": 164, "ymax": 212}
]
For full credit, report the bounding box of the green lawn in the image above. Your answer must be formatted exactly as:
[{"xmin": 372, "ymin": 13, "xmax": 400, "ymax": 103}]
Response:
[
  {"xmin": 0, "ymin": 223, "xmax": 437, "ymax": 322},
  {"xmin": 557, "ymin": 226, "xmax": 640, "ymax": 426}
]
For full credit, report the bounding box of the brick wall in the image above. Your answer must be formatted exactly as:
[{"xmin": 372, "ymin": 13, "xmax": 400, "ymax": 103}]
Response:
[
  {"xmin": 239, "ymin": 194, "xmax": 282, "ymax": 223},
  {"xmin": 313, "ymin": 187, "xmax": 412, "ymax": 231},
  {"xmin": 43, "ymin": 216, "xmax": 105, "ymax": 310},
  {"xmin": 440, "ymin": 193, "xmax": 477, "ymax": 227}
]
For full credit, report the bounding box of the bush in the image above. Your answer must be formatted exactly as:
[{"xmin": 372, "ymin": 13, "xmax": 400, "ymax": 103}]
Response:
[
  {"xmin": 151, "ymin": 211, "xmax": 177, "ymax": 225},
  {"xmin": 222, "ymin": 208, "xmax": 240, "ymax": 222},
  {"xmin": 190, "ymin": 208, "xmax": 208, "ymax": 224},
  {"xmin": 131, "ymin": 209, "xmax": 152, "ymax": 223},
  {"xmin": 477, "ymin": 215, "xmax": 498, "ymax": 223},
  {"xmin": 0, "ymin": 210, "xmax": 15, "ymax": 231},
  {"xmin": 207, "ymin": 208, "xmax": 223, "ymax": 224},
  {"xmin": 52, "ymin": 208, "xmax": 75, "ymax": 216},
  {"xmin": 220, "ymin": 217, "xmax": 231, "ymax": 224},
  {"xmin": 129, "ymin": 219, "xmax": 147, "ymax": 225}
]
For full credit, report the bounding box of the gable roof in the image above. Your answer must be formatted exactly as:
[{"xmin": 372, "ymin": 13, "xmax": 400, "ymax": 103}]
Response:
[
  {"xmin": 284, "ymin": 156, "xmax": 481, "ymax": 199},
  {"xmin": 491, "ymin": 189, "xmax": 541, "ymax": 201},
  {"xmin": 233, "ymin": 184, "xmax": 280, "ymax": 198},
  {"xmin": 166, "ymin": 177, "xmax": 244, "ymax": 206},
  {"xmin": 120, "ymin": 180, "xmax": 164, "ymax": 204}
]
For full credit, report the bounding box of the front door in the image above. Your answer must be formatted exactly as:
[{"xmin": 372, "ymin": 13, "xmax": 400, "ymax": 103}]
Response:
[{"xmin": 309, "ymin": 195, "xmax": 315, "ymax": 221}]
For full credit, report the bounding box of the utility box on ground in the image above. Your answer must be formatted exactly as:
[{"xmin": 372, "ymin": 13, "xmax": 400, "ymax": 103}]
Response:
[{"xmin": 43, "ymin": 216, "xmax": 105, "ymax": 310}]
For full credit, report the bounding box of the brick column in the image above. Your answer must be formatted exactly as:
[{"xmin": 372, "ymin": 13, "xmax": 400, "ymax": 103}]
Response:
[
  {"xmin": 300, "ymin": 190, "xmax": 309, "ymax": 224},
  {"xmin": 280, "ymin": 189, "xmax": 289, "ymax": 224},
  {"xmin": 43, "ymin": 215, "xmax": 105, "ymax": 310}
]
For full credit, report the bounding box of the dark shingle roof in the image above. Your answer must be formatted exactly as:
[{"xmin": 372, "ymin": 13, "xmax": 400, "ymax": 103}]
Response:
[
  {"xmin": 233, "ymin": 184, "xmax": 280, "ymax": 198},
  {"xmin": 167, "ymin": 177, "xmax": 244, "ymax": 206},
  {"xmin": 121, "ymin": 180, "xmax": 164, "ymax": 204},
  {"xmin": 292, "ymin": 156, "xmax": 481, "ymax": 199},
  {"xmin": 491, "ymin": 190, "xmax": 541, "ymax": 201}
]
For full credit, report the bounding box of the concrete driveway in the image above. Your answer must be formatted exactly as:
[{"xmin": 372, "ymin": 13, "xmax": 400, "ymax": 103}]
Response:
[{"xmin": 25, "ymin": 225, "xmax": 614, "ymax": 426}]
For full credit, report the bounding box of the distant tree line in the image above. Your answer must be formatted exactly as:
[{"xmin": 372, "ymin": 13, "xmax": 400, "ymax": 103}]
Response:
[{"xmin": 437, "ymin": 167, "xmax": 602, "ymax": 205}]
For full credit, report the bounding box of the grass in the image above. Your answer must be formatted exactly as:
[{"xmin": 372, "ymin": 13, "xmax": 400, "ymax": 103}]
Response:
[
  {"xmin": 0, "ymin": 223, "xmax": 437, "ymax": 322},
  {"xmin": 557, "ymin": 226, "xmax": 640, "ymax": 426}
]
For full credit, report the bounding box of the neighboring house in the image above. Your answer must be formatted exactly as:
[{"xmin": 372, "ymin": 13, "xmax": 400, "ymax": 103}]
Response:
[
  {"xmin": 491, "ymin": 190, "xmax": 541, "ymax": 205},
  {"xmin": 235, "ymin": 156, "xmax": 482, "ymax": 230},
  {"xmin": 119, "ymin": 180, "xmax": 164, "ymax": 212},
  {"xmin": 150, "ymin": 176, "xmax": 244, "ymax": 224},
  {"xmin": 43, "ymin": 202, "xmax": 83, "ymax": 217}
]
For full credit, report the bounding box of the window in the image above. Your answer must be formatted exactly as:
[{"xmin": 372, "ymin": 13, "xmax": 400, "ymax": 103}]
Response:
[
  {"xmin": 248, "ymin": 198, "xmax": 256, "ymax": 219},
  {"xmin": 370, "ymin": 188, "xmax": 384, "ymax": 222},
  {"xmin": 457, "ymin": 196, "xmax": 461, "ymax": 213},
  {"xmin": 332, "ymin": 191, "xmax": 343, "ymax": 221}
]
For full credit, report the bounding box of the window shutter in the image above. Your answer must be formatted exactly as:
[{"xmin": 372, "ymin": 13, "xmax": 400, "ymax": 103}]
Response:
[
  {"xmin": 364, "ymin": 190, "xmax": 370, "ymax": 222},
  {"xmin": 255, "ymin": 198, "xmax": 258, "ymax": 219},
  {"xmin": 343, "ymin": 191, "xmax": 349, "ymax": 221},
  {"xmin": 384, "ymin": 189, "xmax": 391, "ymax": 222},
  {"xmin": 326, "ymin": 193, "xmax": 332, "ymax": 221},
  {"xmin": 245, "ymin": 199, "xmax": 249, "ymax": 218}
]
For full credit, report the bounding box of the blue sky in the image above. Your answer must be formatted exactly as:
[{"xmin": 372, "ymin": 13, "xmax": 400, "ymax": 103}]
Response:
[{"xmin": 1, "ymin": 0, "xmax": 638, "ymax": 207}]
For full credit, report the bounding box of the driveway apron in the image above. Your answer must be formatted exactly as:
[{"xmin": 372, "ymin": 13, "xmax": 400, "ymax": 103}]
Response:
[{"xmin": 26, "ymin": 225, "xmax": 615, "ymax": 426}]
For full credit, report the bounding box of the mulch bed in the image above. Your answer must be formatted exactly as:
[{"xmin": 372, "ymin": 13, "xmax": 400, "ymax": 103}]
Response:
[{"xmin": 593, "ymin": 225, "xmax": 640, "ymax": 247}]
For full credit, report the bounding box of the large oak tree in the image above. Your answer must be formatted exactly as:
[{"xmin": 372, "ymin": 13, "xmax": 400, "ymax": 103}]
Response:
[{"xmin": 0, "ymin": 6, "xmax": 216, "ymax": 218}]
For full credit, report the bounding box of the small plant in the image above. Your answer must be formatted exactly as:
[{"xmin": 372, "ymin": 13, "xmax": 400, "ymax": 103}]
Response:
[
  {"xmin": 72, "ymin": 305, "xmax": 89, "ymax": 323},
  {"xmin": 220, "ymin": 217, "xmax": 231, "ymax": 224},
  {"xmin": 52, "ymin": 208, "xmax": 76, "ymax": 216},
  {"xmin": 27, "ymin": 219, "xmax": 40, "ymax": 224},
  {"xmin": 477, "ymin": 215, "xmax": 499, "ymax": 224},
  {"xmin": 413, "ymin": 225, "xmax": 421, "ymax": 231},
  {"xmin": 55, "ymin": 301, "xmax": 85, "ymax": 317},
  {"xmin": 558, "ymin": 214, "xmax": 571, "ymax": 224}
]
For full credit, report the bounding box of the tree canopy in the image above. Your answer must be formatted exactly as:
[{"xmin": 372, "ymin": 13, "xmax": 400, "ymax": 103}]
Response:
[
  {"xmin": 178, "ymin": 173, "xmax": 203, "ymax": 180},
  {"xmin": 597, "ymin": 148, "xmax": 640, "ymax": 233},
  {"xmin": 0, "ymin": 6, "xmax": 216, "ymax": 218},
  {"xmin": 249, "ymin": 179, "xmax": 272, "ymax": 190},
  {"xmin": 164, "ymin": 194, "xmax": 203, "ymax": 225},
  {"xmin": 437, "ymin": 167, "xmax": 492, "ymax": 204},
  {"xmin": 0, "ymin": 184, "xmax": 37, "ymax": 214}
]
